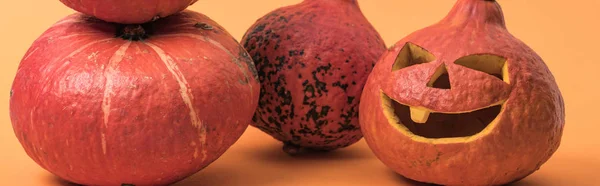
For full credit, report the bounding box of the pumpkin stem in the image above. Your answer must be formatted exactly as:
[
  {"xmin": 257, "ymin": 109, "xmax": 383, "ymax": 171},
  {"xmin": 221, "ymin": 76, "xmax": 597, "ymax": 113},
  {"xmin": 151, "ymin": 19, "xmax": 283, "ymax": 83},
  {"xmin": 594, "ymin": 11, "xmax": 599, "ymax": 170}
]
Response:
[
  {"xmin": 116, "ymin": 24, "xmax": 151, "ymax": 41},
  {"xmin": 303, "ymin": 0, "xmax": 360, "ymax": 7},
  {"xmin": 441, "ymin": 0, "xmax": 506, "ymax": 28}
]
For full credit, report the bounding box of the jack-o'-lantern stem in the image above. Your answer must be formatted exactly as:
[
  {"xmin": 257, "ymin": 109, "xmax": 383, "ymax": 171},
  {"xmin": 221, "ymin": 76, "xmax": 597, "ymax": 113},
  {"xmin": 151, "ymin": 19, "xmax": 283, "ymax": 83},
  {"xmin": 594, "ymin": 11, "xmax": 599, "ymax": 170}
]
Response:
[{"xmin": 441, "ymin": 0, "xmax": 506, "ymax": 28}]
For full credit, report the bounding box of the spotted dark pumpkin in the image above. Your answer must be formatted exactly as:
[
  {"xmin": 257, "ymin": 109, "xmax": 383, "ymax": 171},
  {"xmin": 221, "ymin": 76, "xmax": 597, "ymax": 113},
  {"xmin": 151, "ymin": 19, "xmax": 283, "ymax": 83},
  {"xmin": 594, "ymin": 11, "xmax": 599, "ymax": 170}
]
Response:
[
  {"xmin": 242, "ymin": 0, "xmax": 386, "ymax": 154},
  {"xmin": 359, "ymin": 0, "xmax": 565, "ymax": 185}
]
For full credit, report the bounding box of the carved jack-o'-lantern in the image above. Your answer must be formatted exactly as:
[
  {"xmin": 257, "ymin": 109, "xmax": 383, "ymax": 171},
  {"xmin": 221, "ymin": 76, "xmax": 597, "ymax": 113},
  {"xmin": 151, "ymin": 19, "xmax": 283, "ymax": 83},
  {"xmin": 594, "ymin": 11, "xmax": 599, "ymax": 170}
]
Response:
[{"xmin": 359, "ymin": 0, "xmax": 565, "ymax": 185}]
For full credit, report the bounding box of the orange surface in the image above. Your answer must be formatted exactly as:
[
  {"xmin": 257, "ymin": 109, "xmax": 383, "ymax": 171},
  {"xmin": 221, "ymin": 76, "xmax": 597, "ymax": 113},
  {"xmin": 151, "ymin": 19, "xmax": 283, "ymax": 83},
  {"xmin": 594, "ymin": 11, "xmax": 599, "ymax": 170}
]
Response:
[{"xmin": 0, "ymin": 0, "xmax": 598, "ymax": 185}]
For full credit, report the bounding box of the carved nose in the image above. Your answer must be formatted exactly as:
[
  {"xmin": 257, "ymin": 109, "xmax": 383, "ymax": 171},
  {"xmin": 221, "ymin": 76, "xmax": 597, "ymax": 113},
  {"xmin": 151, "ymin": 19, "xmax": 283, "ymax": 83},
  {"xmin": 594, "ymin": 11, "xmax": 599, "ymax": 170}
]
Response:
[{"xmin": 428, "ymin": 63, "xmax": 451, "ymax": 89}]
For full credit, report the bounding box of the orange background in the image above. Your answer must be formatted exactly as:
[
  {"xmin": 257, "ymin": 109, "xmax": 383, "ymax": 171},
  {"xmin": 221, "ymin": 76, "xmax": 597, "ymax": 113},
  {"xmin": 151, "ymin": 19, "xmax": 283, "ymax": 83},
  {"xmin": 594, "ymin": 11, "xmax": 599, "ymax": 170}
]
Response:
[{"xmin": 0, "ymin": 0, "xmax": 598, "ymax": 185}]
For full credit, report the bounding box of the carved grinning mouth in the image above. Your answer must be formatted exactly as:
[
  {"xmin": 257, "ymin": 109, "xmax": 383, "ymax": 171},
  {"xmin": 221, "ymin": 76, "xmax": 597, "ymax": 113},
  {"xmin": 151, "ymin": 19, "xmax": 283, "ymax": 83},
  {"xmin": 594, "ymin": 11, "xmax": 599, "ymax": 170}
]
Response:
[
  {"xmin": 380, "ymin": 59, "xmax": 507, "ymax": 139},
  {"xmin": 381, "ymin": 92, "xmax": 503, "ymax": 139}
]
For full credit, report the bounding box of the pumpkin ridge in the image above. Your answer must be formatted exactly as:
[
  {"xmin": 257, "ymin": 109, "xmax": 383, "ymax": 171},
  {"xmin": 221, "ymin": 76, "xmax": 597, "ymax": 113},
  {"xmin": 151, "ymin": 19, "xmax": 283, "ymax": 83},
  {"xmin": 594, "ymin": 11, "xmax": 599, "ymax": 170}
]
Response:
[
  {"xmin": 100, "ymin": 41, "xmax": 131, "ymax": 155},
  {"xmin": 145, "ymin": 42, "xmax": 207, "ymax": 160}
]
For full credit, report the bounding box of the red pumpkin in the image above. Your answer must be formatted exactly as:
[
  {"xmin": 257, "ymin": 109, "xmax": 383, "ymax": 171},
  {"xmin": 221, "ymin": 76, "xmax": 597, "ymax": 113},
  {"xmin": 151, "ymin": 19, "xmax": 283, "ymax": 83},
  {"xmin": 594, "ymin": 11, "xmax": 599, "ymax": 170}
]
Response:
[
  {"xmin": 241, "ymin": 0, "xmax": 386, "ymax": 154},
  {"xmin": 359, "ymin": 0, "xmax": 564, "ymax": 185},
  {"xmin": 59, "ymin": 0, "xmax": 198, "ymax": 24},
  {"xmin": 9, "ymin": 10, "xmax": 259, "ymax": 185}
]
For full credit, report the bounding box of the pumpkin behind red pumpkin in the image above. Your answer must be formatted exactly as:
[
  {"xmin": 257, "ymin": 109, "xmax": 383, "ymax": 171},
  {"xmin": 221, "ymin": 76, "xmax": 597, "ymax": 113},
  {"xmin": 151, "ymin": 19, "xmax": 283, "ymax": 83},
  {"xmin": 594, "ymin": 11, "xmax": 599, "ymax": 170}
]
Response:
[{"xmin": 241, "ymin": 0, "xmax": 386, "ymax": 155}]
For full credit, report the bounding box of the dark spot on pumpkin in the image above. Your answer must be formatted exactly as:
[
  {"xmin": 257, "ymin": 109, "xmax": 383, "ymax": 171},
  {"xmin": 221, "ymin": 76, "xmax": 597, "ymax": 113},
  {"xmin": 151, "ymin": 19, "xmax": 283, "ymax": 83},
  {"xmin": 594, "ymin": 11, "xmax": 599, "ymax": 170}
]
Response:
[
  {"xmin": 10, "ymin": 90, "xmax": 13, "ymax": 97},
  {"xmin": 337, "ymin": 122, "xmax": 358, "ymax": 132},
  {"xmin": 306, "ymin": 107, "xmax": 319, "ymax": 123},
  {"xmin": 264, "ymin": 12, "xmax": 280, "ymax": 19},
  {"xmin": 275, "ymin": 56, "xmax": 286, "ymax": 68},
  {"xmin": 279, "ymin": 16, "xmax": 289, "ymax": 23},
  {"xmin": 315, "ymin": 81, "xmax": 327, "ymax": 94},
  {"xmin": 290, "ymin": 103, "xmax": 297, "ymax": 116},
  {"xmin": 278, "ymin": 87, "xmax": 292, "ymax": 105},
  {"xmin": 321, "ymin": 106, "xmax": 331, "ymax": 116},
  {"xmin": 194, "ymin": 22, "xmax": 213, "ymax": 30},
  {"xmin": 289, "ymin": 50, "xmax": 305, "ymax": 57},
  {"xmin": 268, "ymin": 116, "xmax": 281, "ymax": 128},
  {"xmin": 337, "ymin": 106, "xmax": 359, "ymax": 133},
  {"xmin": 311, "ymin": 64, "xmax": 332, "ymax": 95},
  {"xmin": 302, "ymin": 80, "xmax": 309, "ymax": 86},
  {"xmin": 253, "ymin": 116, "xmax": 282, "ymax": 134},
  {"xmin": 303, "ymin": 85, "xmax": 316, "ymax": 104},
  {"xmin": 266, "ymin": 107, "xmax": 272, "ymax": 113},
  {"xmin": 347, "ymin": 96, "xmax": 355, "ymax": 104},
  {"xmin": 332, "ymin": 81, "xmax": 348, "ymax": 91},
  {"xmin": 253, "ymin": 24, "xmax": 266, "ymax": 33}
]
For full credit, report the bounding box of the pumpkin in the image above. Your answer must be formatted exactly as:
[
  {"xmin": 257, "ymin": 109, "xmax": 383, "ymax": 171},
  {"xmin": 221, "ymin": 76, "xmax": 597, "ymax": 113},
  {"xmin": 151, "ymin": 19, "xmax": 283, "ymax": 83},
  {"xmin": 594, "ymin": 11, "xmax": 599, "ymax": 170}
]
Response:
[
  {"xmin": 359, "ymin": 0, "xmax": 565, "ymax": 185},
  {"xmin": 9, "ymin": 10, "xmax": 259, "ymax": 185},
  {"xmin": 59, "ymin": 0, "xmax": 198, "ymax": 24},
  {"xmin": 241, "ymin": 0, "xmax": 386, "ymax": 155}
]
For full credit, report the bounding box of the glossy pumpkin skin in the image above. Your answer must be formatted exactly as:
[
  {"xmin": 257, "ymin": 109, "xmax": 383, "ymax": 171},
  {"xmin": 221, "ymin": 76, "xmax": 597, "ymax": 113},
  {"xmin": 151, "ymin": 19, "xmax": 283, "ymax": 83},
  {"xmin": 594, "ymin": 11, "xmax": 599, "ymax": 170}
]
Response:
[
  {"xmin": 59, "ymin": 0, "xmax": 198, "ymax": 24},
  {"xmin": 242, "ymin": 0, "xmax": 386, "ymax": 153},
  {"xmin": 10, "ymin": 10, "xmax": 259, "ymax": 186},
  {"xmin": 359, "ymin": 0, "xmax": 564, "ymax": 185}
]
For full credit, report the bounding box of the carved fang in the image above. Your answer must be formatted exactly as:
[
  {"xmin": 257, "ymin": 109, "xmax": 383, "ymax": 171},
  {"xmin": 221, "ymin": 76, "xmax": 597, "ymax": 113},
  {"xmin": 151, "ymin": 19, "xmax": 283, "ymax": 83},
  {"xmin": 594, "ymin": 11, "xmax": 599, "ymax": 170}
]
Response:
[{"xmin": 410, "ymin": 106, "xmax": 431, "ymax": 124}]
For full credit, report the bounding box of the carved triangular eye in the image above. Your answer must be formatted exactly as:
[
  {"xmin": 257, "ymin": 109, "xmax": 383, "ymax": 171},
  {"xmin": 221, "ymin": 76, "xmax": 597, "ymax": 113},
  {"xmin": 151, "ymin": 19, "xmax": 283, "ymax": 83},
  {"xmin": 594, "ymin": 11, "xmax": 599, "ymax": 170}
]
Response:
[
  {"xmin": 454, "ymin": 54, "xmax": 510, "ymax": 83},
  {"xmin": 392, "ymin": 42, "xmax": 436, "ymax": 71}
]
